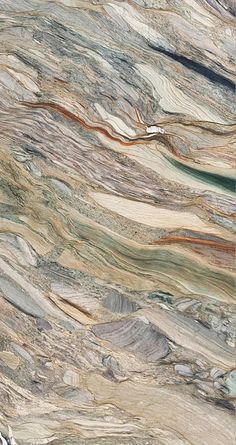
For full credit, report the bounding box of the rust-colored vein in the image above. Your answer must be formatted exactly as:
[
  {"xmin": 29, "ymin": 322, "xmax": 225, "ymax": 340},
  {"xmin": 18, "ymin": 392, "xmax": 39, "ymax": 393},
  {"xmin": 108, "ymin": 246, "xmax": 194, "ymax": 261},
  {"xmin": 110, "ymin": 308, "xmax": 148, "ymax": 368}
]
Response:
[
  {"xmin": 20, "ymin": 101, "xmax": 147, "ymax": 146},
  {"xmin": 151, "ymin": 235, "xmax": 235, "ymax": 253}
]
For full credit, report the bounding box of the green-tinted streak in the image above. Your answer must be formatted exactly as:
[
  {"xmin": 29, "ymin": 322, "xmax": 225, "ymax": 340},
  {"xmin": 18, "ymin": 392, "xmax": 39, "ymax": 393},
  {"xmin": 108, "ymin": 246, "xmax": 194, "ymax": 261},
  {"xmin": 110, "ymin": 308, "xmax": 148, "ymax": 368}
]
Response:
[{"xmin": 168, "ymin": 157, "xmax": 235, "ymax": 192}]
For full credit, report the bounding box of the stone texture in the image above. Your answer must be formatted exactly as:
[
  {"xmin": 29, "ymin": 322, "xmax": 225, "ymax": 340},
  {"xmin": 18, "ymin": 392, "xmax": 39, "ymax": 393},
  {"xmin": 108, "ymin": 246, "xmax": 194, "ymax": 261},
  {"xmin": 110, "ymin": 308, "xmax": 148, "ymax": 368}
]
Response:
[{"xmin": 0, "ymin": 1, "xmax": 235, "ymax": 444}]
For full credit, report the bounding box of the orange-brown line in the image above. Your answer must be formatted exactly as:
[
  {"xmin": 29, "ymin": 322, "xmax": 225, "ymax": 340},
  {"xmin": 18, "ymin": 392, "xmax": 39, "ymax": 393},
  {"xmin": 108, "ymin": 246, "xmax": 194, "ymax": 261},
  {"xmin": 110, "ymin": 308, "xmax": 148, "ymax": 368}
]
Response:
[
  {"xmin": 20, "ymin": 101, "xmax": 147, "ymax": 146},
  {"xmin": 151, "ymin": 236, "xmax": 235, "ymax": 253}
]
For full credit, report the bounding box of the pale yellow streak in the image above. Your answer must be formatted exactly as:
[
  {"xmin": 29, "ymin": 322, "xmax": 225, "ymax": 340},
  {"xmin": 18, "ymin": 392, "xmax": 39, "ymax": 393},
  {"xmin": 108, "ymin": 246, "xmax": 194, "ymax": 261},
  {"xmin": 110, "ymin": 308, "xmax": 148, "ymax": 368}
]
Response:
[{"xmin": 90, "ymin": 192, "xmax": 227, "ymax": 236}]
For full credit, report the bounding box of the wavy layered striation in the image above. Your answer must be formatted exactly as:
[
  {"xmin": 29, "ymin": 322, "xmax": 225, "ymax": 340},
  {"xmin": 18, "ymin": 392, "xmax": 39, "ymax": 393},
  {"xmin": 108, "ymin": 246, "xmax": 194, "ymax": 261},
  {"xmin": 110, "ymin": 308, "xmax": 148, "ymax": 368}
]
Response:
[{"xmin": 0, "ymin": 1, "xmax": 235, "ymax": 444}]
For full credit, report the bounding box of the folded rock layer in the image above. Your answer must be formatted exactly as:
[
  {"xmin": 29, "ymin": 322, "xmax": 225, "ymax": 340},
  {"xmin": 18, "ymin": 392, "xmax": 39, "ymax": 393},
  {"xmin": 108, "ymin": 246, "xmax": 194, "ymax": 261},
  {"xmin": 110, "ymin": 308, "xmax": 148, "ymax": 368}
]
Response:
[{"xmin": 0, "ymin": 1, "xmax": 235, "ymax": 444}]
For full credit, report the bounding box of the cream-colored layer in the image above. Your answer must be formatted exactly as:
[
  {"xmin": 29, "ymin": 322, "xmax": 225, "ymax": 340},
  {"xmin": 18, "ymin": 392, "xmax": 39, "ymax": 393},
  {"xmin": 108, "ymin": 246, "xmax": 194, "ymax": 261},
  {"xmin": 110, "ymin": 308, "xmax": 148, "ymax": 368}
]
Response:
[
  {"xmin": 95, "ymin": 103, "xmax": 137, "ymax": 137},
  {"xmin": 90, "ymin": 192, "xmax": 227, "ymax": 236},
  {"xmin": 136, "ymin": 64, "xmax": 227, "ymax": 124},
  {"xmin": 85, "ymin": 373, "xmax": 235, "ymax": 445},
  {"xmin": 95, "ymin": 137, "xmax": 232, "ymax": 197},
  {"xmin": 105, "ymin": 3, "xmax": 174, "ymax": 50}
]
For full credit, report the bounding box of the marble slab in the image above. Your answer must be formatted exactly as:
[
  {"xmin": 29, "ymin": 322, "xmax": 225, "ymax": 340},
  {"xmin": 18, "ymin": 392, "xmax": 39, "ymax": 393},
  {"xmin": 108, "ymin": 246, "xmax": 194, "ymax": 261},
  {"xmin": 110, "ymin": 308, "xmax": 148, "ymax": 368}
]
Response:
[{"xmin": 0, "ymin": 1, "xmax": 235, "ymax": 444}]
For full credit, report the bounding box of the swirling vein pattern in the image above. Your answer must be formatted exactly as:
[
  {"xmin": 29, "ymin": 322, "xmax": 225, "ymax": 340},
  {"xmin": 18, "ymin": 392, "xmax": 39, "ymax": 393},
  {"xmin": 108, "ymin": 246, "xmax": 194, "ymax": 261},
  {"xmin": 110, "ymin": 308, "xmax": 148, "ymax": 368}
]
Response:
[{"xmin": 0, "ymin": 1, "xmax": 235, "ymax": 444}]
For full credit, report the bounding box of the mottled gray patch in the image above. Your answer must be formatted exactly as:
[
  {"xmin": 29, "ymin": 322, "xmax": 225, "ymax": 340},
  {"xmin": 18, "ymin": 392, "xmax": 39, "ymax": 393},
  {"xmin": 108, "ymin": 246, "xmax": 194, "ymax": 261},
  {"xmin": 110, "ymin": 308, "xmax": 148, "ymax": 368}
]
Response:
[
  {"xmin": 225, "ymin": 370, "xmax": 236, "ymax": 396},
  {"xmin": 92, "ymin": 318, "xmax": 169, "ymax": 362},
  {"xmin": 103, "ymin": 293, "xmax": 138, "ymax": 313},
  {"xmin": 36, "ymin": 318, "xmax": 52, "ymax": 332},
  {"xmin": 175, "ymin": 364, "xmax": 193, "ymax": 377},
  {"xmin": 11, "ymin": 343, "xmax": 34, "ymax": 364},
  {"xmin": 50, "ymin": 178, "xmax": 72, "ymax": 196},
  {"xmin": 0, "ymin": 277, "xmax": 44, "ymax": 318}
]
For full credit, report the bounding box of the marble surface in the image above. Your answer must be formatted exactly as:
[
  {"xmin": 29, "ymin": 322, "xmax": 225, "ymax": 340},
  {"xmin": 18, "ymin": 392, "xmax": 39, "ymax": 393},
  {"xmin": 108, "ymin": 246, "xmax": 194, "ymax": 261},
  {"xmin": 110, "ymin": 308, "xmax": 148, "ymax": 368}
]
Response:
[{"xmin": 0, "ymin": 1, "xmax": 235, "ymax": 444}]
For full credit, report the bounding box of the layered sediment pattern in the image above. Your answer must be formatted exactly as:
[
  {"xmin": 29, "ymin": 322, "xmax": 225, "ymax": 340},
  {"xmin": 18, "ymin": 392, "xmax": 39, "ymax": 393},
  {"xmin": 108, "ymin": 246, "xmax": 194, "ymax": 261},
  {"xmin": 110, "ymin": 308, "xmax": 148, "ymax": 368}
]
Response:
[{"xmin": 0, "ymin": 1, "xmax": 235, "ymax": 444}]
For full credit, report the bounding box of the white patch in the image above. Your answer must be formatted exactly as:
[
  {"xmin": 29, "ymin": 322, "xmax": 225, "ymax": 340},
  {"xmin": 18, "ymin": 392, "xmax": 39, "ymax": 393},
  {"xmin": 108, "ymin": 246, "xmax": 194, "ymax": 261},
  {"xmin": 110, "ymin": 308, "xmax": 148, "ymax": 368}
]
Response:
[
  {"xmin": 146, "ymin": 125, "xmax": 165, "ymax": 134},
  {"xmin": 137, "ymin": 315, "xmax": 149, "ymax": 324},
  {"xmin": 8, "ymin": 426, "xmax": 17, "ymax": 445},
  {"xmin": 0, "ymin": 433, "xmax": 8, "ymax": 445},
  {"xmin": 0, "ymin": 427, "xmax": 18, "ymax": 445}
]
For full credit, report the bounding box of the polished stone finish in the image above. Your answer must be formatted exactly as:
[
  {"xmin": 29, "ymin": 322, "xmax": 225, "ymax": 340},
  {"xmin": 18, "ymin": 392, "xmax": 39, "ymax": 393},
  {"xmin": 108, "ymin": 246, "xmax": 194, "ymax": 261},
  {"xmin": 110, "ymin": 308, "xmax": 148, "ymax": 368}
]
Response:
[{"xmin": 0, "ymin": 1, "xmax": 235, "ymax": 444}]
